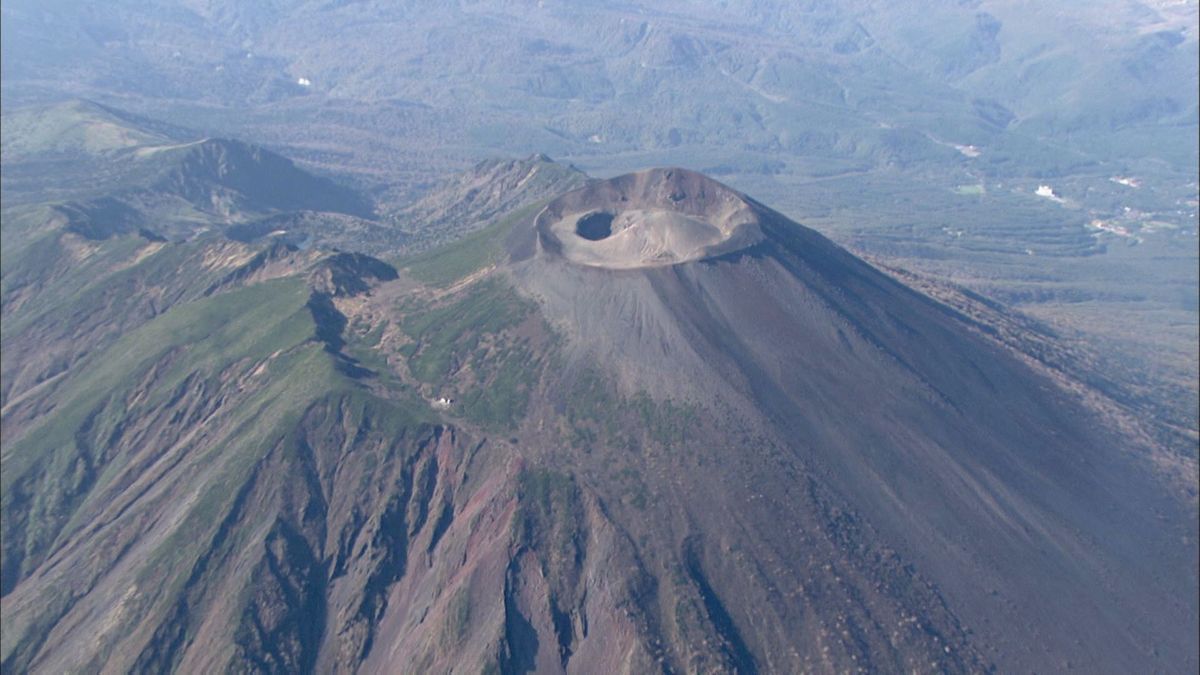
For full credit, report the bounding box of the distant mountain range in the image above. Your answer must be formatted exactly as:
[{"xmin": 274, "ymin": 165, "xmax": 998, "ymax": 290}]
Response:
[{"xmin": 3, "ymin": 1, "xmax": 1196, "ymax": 176}]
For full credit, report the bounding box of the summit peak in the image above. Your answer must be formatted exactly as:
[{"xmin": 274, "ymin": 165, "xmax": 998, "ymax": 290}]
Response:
[{"xmin": 535, "ymin": 168, "xmax": 764, "ymax": 269}]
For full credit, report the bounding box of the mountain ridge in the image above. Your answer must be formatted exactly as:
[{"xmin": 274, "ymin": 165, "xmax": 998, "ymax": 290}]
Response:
[{"xmin": 1, "ymin": 158, "xmax": 1196, "ymax": 673}]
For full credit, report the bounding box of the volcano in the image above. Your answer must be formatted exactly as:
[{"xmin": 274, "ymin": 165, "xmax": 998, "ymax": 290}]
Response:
[
  {"xmin": 502, "ymin": 168, "xmax": 1198, "ymax": 672},
  {"xmin": 2, "ymin": 166, "xmax": 1195, "ymax": 674}
]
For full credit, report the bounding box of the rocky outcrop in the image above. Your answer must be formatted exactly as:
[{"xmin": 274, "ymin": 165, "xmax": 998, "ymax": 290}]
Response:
[{"xmin": 308, "ymin": 252, "xmax": 399, "ymax": 298}]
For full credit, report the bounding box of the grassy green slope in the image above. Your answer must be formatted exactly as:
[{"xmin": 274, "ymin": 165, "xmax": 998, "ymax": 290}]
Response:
[
  {"xmin": 0, "ymin": 263, "xmax": 439, "ymax": 669},
  {"xmin": 2, "ymin": 277, "xmax": 311, "ymax": 579},
  {"xmin": 397, "ymin": 278, "xmax": 541, "ymax": 430},
  {"xmin": 400, "ymin": 201, "xmax": 545, "ymax": 287}
]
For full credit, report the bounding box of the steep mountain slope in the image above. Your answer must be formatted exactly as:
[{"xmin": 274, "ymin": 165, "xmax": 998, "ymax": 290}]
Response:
[
  {"xmin": 0, "ymin": 231, "xmax": 665, "ymax": 673},
  {"xmin": 504, "ymin": 169, "xmax": 1199, "ymax": 671},
  {"xmin": 2, "ymin": 166, "xmax": 1194, "ymax": 673}
]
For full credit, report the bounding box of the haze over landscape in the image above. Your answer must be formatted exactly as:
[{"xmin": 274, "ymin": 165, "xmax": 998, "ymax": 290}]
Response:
[{"xmin": 1, "ymin": 1, "xmax": 1197, "ymax": 673}]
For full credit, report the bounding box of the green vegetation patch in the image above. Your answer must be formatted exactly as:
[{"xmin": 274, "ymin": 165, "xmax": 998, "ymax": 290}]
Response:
[
  {"xmin": 402, "ymin": 279, "xmax": 531, "ymax": 380},
  {"xmin": 514, "ymin": 469, "xmax": 584, "ymax": 564},
  {"xmin": 2, "ymin": 276, "xmax": 313, "ymax": 485},
  {"xmin": 443, "ymin": 586, "xmax": 472, "ymax": 646},
  {"xmin": 400, "ymin": 278, "xmax": 543, "ymax": 430},
  {"xmin": 401, "ymin": 201, "xmax": 544, "ymax": 287}
]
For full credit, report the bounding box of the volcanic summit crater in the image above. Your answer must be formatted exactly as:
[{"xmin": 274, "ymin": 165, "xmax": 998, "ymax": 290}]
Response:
[{"xmin": 535, "ymin": 168, "xmax": 764, "ymax": 268}]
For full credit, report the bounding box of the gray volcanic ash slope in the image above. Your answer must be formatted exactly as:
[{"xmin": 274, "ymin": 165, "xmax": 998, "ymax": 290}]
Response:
[
  {"xmin": 1, "ymin": 166, "xmax": 1195, "ymax": 673},
  {"xmin": 504, "ymin": 168, "xmax": 1198, "ymax": 672}
]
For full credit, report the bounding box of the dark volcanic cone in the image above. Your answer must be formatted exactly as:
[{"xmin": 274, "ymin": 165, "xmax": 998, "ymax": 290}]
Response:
[{"xmin": 504, "ymin": 168, "xmax": 1198, "ymax": 673}]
